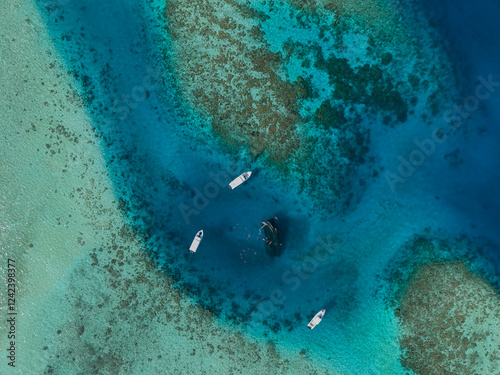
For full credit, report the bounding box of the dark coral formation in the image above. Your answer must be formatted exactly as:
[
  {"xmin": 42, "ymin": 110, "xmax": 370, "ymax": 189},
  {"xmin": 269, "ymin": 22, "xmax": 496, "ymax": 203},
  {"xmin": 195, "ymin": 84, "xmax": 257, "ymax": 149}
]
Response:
[
  {"xmin": 314, "ymin": 100, "xmax": 346, "ymax": 129},
  {"xmin": 315, "ymin": 54, "xmax": 408, "ymax": 123}
]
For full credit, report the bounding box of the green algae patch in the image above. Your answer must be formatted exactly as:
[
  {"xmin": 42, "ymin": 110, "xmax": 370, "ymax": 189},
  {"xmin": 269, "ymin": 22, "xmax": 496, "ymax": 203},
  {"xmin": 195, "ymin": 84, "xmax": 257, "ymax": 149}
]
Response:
[{"xmin": 398, "ymin": 261, "xmax": 500, "ymax": 375}]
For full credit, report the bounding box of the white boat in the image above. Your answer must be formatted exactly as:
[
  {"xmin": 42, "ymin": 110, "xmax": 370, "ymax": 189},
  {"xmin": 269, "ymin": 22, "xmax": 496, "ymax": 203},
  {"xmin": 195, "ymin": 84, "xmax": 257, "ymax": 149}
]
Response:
[
  {"xmin": 229, "ymin": 171, "xmax": 252, "ymax": 189},
  {"xmin": 307, "ymin": 309, "xmax": 325, "ymax": 329},
  {"xmin": 189, "ymin": 230, "xmax": 203, "ymax": 253}
]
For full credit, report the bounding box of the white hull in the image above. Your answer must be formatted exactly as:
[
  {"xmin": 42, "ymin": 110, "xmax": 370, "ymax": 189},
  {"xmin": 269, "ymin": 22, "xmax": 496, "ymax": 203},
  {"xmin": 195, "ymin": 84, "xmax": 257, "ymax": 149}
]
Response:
[
  {"xmin": 229, "ymin": 171, "xmax": 252, "ymax": 189},
  {"xmin": 307, "ymin": 309, "xmax": 325, "ymax": 329},
  {"xmin": 189, "ymin": 230, "xmax": 203, "ymax": 253}
]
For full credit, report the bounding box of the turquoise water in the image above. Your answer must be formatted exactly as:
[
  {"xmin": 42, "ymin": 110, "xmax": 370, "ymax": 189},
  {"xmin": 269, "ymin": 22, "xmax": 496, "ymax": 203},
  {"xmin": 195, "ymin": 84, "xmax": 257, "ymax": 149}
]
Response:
[{"xmin": 2, "ymin": 0, "xmax": 500, "ymax": 373}]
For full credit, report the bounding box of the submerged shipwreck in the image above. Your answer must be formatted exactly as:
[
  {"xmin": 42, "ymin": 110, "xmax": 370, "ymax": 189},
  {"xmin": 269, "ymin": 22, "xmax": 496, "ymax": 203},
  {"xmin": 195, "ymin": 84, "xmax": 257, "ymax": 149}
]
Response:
[{"xmin": 261, "ymin": 218, "xmax": 283, "ymax": 257}]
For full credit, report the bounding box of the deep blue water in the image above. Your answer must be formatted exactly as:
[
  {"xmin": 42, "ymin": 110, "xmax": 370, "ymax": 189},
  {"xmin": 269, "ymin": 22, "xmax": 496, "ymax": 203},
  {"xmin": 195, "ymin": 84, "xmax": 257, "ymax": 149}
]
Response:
[
  {"xmin": 36, "ymin": 0, "xmax": 500, "ymax": 371},
  {"xmin": 419, "ymin": 0, "xmax": 500, "ymax": 259}
]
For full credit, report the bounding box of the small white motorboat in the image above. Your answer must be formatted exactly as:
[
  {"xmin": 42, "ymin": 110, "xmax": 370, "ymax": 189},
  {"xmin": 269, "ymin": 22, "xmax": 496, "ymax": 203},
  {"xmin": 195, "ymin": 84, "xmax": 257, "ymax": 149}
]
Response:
[
  {"xmin": 307, "ymin": 309, "xmax": 325, "ymax": 329},
  {"xmin": 229, "ymin": 171, "xmax": 252, "ymax": 189},
  {"xmin": 189, "ymin": 230, "xmax": 203, "ymax": 253}
]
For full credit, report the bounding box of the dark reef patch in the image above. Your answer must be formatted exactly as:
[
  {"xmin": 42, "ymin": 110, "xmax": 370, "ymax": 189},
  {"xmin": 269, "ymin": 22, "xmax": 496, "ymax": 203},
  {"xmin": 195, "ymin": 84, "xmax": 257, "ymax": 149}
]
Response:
[{"xmin": 314, "ymin": 51, "xmax": 408, "ymax": 124}]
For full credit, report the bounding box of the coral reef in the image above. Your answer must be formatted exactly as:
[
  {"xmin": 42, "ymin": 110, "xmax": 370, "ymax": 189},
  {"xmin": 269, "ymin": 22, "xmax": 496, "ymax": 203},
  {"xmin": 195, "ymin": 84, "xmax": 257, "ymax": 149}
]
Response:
[
  {"xmin": 398, "ymin": 261, "xmax": 500, "ymax": 374},
  {"xmin": 285, "ymin": 0, "xmax": 405, "ymax": 41},
  {"xmin": 164, "ymin": 0, "xmax": 457, "ymax": 212},
  {"xmin": 165, "ymin": 0, "xmax": 304, "ymax": 163},
  {"xmin": 164, "ymin": 0, "xmax": 373, "ymax": 211}
]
